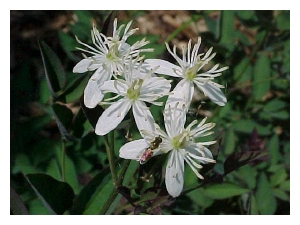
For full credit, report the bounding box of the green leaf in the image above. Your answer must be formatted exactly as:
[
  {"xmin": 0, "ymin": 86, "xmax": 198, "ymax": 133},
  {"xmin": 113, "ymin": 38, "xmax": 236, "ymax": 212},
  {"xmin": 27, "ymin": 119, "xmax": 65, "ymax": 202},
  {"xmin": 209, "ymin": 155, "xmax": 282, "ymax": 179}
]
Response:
[
  {"xmin": 224, "ymin": 128, "xmax": 236, "ymax": 155},
  {"xmin": 237, "ymin": 10, "xmax": 255, "ymax": 20},
  {"xmin": 218, "ymin": 102, "xmax": 232, "ymax": 119},
  {"xmin": 39, "ymin": 41, "xmax": 66, "ymax": 99},
  {"xmin": 70, "ymin": 167, "xmax": 111, "ymax": 215},
  {"xmin": 271, "ymin": 110, "xmax": 289, "ymax": 120},
  {"xmin": 255, "ymin": 172, "xmax": 277, "ymax": 215},
  {"xmin": 237, "ymin": 165, "xmax": 257, "ymax": 189},
  {"xmin": 273, "ymin": 188, "xmax": 289, "ymax": 201},
  {"xmin": 264, "ymin": 99, "xmax": 286, "ymax": 112},
  {"xmin": 203, "ymin": 183, "xmax": 250, "ymax": 200},
  {"xmin": 279, "ymin": 180, "xmax": 290, "ymax": 192},
  {"xmin": 54, "ymin": 146, "xmax": 81, "ymax": 194},
  {"xmin": 25, "ymin": 174, "xmax": 75, "ymax": 215},
  {"xmin": 186, "ymin": 188, "xmax": 214, "ymax": 208},
  {"xmin": 268, "ymin": 134, "xmax": 280, "ymax": 165},
  {"xmin": 233, "ymin": 119, "xmax": 271, "ymax": 135},
  {"xmin": 101, "ymin": 11, "xmax": 117, "ymax": 36},
  {"xmin": 39, "ymin": 77, "xmax": 51, "ymax": 104},
  {"xmin": 204, "ymin": 12, "xmax": 221, "ymax": 39},
  {"xmin": 52, "ymin": 103, "xmax": 74, "ymax": 140},
  {"xmin": 252, "ymin": 53, "xmax": 271, "ymax": 101},
  {"xmin": 71, "ymin": 107, "xmax": 93, "ymax": 138},
  {"xmin": 233, "ymin": 58, "xmax": 252, "ymax": 83},
  {"xmin": 80, "ymin": 96, "xmax": 104, "ymax": 129},
  {"xmin": 276, "ymin": 11, "xmax": 290, "ymax": 30},
  {"xmin": 219, "ymin": 10, "xmax": 235, "ymax": 52},
  {"xmin": 10, "ymin": 188, "xmax": 29, "ymax": 215},
  {"xmin": 83, "ymin": 176, "xmax": 115, "ymax": 215},
  {"xmin": 59, "ymin": 73, "xmax": 89, "ymax": 103},
  {"xmin": 12, "ymin": 153, "xmax": 35, "ymax": 174},
  {"xmin": 270, "ymin": 166, "xmax": 287, "ymax": 187},
  {"xmin": 58, "ymin": 31, "xmax": 80, "ymax": 61},
  {"xmin": 70, "ymin": 22, "xmax": 91, "ymax": 40},
  {"xmin": 74, "ymin": 10, "xmax": 94, "ymax": 27},
  {"xmin": 249, "ymin": 194, "xmax": 259, "ymax": 215},
  {"xmin": 27, "ymin": 198, "xmax": 51, "ymax": 215}
]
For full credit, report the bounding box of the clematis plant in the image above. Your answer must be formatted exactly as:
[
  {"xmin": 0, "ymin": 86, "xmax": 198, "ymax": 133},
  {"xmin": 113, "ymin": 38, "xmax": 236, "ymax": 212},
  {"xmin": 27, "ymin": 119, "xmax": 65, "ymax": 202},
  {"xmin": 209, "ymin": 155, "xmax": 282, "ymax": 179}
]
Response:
[{"xmin": 72, "ymin": 17, "xmax": 228, "ymax": 205}]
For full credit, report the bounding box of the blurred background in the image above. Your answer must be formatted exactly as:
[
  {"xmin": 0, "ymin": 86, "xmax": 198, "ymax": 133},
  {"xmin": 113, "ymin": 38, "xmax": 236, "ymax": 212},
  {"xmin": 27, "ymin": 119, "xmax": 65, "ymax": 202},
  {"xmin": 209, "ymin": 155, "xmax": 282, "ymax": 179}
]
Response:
[{"xmin": 10, "ymin": 10, "xmax": 290, "ymax": 215}]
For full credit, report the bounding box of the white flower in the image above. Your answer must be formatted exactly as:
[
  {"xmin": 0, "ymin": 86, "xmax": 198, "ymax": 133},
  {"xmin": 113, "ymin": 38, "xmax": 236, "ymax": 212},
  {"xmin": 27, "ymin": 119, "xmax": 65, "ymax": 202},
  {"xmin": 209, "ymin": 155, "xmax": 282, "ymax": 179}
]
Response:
[
  {"xmin": 120, "ymin": 101, "xmax": 216, "ymax": 197},
  {"xmin": 73, "ymin": 18, "xmax": 152, "ymax": 108},
  {"xmin": 145, "ymin": 37, "xmax": 228, "ymax": 106},
  {"xmin": 95, "ymin": 60, "xmax": 171, "ymax": 136}
]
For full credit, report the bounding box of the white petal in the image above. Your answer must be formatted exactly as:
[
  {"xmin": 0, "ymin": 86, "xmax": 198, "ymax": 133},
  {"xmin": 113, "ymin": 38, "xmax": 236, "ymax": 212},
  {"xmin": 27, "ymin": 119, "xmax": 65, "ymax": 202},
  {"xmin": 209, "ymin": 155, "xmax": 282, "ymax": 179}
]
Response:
[
  {"xmin": 144, "ymin": 59, "xmax": 182, "ymax": 77},
  {"xmin": 84, "ymin": 67, "xmax": 112, "ymax": 108},
  {"xmin": 95, "ymin": 99, "xmax": 131, "ymax": 135},
  {"xmin": 194, "ymin": 80, "xmax": 227, "ymax": 106},
  {"xmin": 84, "ymin": 81, "xmax": 104, "ymax": 108},
  {"xmin": 100, "ymin": 80, "xmax": 128, "ymax": 95},
  {"xmin": 73, "ymin": 58, "xmax": 93, "ymax": 73},
  {"xmin": 200, "ymin": 146, "xmax": 215, "ymax": 162},
  {"xmin": 119, "ymin": 42, "xmax": 131, "ymax": 56},
  {"xmin": 87, "ymin": 62, "xmax": 102, "ymax": 71},
  {"xmin": 119, "ymin": 139, "xmax": 148, "ymax": 160},
  {"xmin": 165, "ymin": 150, "xmax": 185, "ymax": 197},
  {"xmin": 140, "ymin": 76, "xmax": 171, "ymax": 101},
  {"xmin": 164, "ymin": 91, "xmax": 187, "ymax": 137},
  {"xmin": 184, "ymin": 143, "xmax": 215, "ymax": 164},
  {"xmin": 173, "ymin": 79, "xmax": 194, "ymax": 106},
  {"xmin": 132, "ymin": 101, "xmax": 156, "ymax": 135}
]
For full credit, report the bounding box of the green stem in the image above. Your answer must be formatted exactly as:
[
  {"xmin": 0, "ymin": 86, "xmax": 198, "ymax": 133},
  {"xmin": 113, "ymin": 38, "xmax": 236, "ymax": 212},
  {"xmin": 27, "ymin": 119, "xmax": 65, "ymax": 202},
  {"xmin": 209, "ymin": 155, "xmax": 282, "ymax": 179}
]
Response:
[
  {"xmin": 99, "ymin": 104, "xmax": 137, "ymax": 214},
  {"xmin": 103, "ymin": 134, "xmax": 119, "ymax": 187},
  {"xmin": 118, "ymin": 159, "xmax": 131, "ymax": 184},
  {"xmin": 99, "ymin": 189, "xmax": 118, "ymax": 215},
  {"xmin": 181, "ymin": 183, "xmax": 203, "ymax": 195},
  {"xmin": 61, "ymin": 138, "xmax": 66, "ymax": 182},
  {"xmin": 99, "ymin": 159, "xmax": 131, "ymax": 214}
]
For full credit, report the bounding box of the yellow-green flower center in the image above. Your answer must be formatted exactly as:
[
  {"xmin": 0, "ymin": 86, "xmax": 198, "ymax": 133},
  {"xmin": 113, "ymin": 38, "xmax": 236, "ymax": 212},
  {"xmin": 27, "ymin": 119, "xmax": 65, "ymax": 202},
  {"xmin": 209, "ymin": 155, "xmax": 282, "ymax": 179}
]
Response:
[
  {"xmin": 185, "ymin": 69, "xmax": 196, "ymax": 80},
  {"xmin": 185, "ymin": 61, "xmax": 203, "ymax": 81},
  {"xmin": 106, "ymin": 52, "xmax": 114, "ymax": 60},
  {"xmin": 106, "ymin": 43, "xmax": 119, "ymax": 61},
  {"xmin": 126, "ymin": 79, "xmax": 143, "ymax": 100},
  {"xmin": 171, "ymin": 132, "xmax": 187, "ymax": 149}
]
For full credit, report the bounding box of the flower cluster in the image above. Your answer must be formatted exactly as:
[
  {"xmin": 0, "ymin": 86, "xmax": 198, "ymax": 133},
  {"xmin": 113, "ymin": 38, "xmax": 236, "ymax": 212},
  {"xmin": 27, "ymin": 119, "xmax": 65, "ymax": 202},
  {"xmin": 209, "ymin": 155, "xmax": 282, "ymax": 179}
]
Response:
[{"xmin": 73, "ymin": 19, "xmax": 228, "ymax": 197}]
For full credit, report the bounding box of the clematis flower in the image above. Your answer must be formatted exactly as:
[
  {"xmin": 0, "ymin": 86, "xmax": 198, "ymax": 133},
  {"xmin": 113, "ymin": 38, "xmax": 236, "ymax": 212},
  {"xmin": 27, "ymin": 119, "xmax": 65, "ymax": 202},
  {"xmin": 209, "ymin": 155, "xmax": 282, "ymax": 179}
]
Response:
[
  {"xmin": 120, "ymin": 99, "xmax": 216, "ymax": 197},
  {"xmin": 73, "ymin": 18, "xmax": 152, "ymax": 108},
  {"xmin": 94, "ymin": 59, "xmax": 171, "ymax": 136},
  {"xmin": 145, "ymin": 37, "xmax": 228, "ymax": 106}
]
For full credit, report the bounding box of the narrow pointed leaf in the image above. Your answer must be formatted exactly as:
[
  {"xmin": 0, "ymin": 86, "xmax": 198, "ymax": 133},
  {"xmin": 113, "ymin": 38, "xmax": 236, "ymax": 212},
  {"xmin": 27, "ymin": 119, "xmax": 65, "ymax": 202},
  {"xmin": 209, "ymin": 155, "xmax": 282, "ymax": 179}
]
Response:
[
  {"xmin": 70, "ymin": 167, "xmax": 111, "ymax": 215},
  {"xmin": 39, "ymin": 41, "xmax": 66, "ymax": 99},
  {"xmin": 58, "ymin": 73, "xmax": 89, "ymax": 103},
  {"xmin": 71, "ymin": 107, "xmax": 92, "ymax": 138},
  {"xmin": 25, "ymin": 174, "xmax": 75, "ymax": 215},
  {"xmin": 252, "ymin": 53, "xmax": 271, "ymax": 101},
  {"xmin": 203, "ymin": 183, "xmax": 250, "ymax": 200},
  {"xmin": 80, "ymin": 95, "xmax": 104, "ymax": 129},
  {"xmin": 52, "ymin": 103, "xmax": 74, "ymax": 140},
  {"xmin": 101, "ymin": 11, "xmax": 117, "ymax": 36},
  {"xmin": 255, "ymin": 173, "xmax": 277, "ymax": 214},
  {"xmin": 249, "ymin": 194, "xmax": 259, "ymax": 215}
]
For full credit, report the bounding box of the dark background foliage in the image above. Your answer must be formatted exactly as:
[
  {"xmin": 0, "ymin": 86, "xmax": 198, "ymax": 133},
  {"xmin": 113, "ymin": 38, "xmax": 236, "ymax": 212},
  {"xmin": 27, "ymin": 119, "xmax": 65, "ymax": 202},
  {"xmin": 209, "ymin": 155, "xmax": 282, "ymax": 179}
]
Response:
[{"xmin": 10, "ymin": 10, "xmax": 290, "ymax": 215}]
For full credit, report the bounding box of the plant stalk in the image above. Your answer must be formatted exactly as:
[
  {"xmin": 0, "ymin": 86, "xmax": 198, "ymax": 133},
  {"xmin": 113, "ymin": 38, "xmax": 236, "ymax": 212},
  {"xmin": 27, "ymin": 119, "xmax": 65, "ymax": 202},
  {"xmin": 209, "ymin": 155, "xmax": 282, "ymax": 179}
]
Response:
[{"xmin": 61, "ymin": 138, "xmax": 66, "ymax": 182}]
